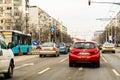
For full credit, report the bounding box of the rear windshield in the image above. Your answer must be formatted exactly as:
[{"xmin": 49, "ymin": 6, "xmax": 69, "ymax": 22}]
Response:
[
  {"xmin": 74, "ymin": 42, "xmax": 96, "ymax": 49},
  {"xmin": 104, "ymin": 43, "xmax": 114, "ymax": 46},
  {"xmin": 42, "ymin": 43, "xmax": 54, "ymax": 47}
]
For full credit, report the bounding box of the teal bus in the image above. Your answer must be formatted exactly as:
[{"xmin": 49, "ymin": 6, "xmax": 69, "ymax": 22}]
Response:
[{"xmin": 0, "ymin": 30, "xmax": 32, "ymax": 55}]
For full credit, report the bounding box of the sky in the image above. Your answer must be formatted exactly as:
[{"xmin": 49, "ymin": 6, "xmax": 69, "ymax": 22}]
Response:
[{"xmin": 29, "ymin": 0, "xmax": 120, "ymax": 40}]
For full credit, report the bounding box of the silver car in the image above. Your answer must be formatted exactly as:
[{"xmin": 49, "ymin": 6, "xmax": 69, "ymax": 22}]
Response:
[
  {"xmin": 101, "ymin": 42, "xmax": 115, "ymax": 53},
  {"xmin": 39, "ymin": 42, "xmax": 60, "ymax": 57}
]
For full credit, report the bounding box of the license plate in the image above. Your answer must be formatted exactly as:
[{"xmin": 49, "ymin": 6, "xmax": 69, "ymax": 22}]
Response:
[{"xmin": 79, "ymin": 52, "xmax": 90, "ymax": 55}]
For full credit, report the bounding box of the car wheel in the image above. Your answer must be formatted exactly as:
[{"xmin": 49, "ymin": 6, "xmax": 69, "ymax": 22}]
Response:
[
  {"xmin": 95, "ymin": 62, "xmax": 100, "ymax": 68},
  {"xmin": 112, "ymin": 51, "xmax": 115, "ymax": 53},
  {"xmin": 69, "ymin": 62, "xmax": 73, "ymax": 67},
  {"xmin": 4, "ymin": 62, "xmax": 14, "ymax": 78},
  {"xmin": 39, "ymin": 54, "xmax": 42, "ymax": 57},
  {"xmin": 57, "ymin": 53, "xmax": 60, "ymax": 57}
]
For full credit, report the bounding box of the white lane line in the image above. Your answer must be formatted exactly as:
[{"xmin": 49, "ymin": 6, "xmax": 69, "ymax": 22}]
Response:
[
  {"xmin": 112, "ymin": 69, "xmax": 120, "ymax": 76},
  {"xmin": 15, "ymin": 63, "xmax": 34, "ymax": 70},
  {"xmin": 101, "ymin": 55, "xmax": 108, "ymax": 63},
  {"xmin": 60, "ymin": 57, "xmax": 68, "ymax": 63},
  {"xmin": 38, "ymin": 68, "xmax": 51, "ymax": 74},
  {"xmin": 78, "ymin": 67, "xmax": 83, "ymax": 71}
]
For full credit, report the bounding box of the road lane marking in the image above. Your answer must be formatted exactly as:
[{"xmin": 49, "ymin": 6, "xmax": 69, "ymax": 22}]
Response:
[
  {"xmin": 59, "ymin": 57, "xmax": 68, "ymax": 63},
  {"xmin": 38, "ymin": 68, "xmax": 51, "ymax": 74},
  {"xmin": 101, "ymin": 55, "xmax": 108, "ymax": 63},
  {"xmin": 112, "ymin": 69, "xmax": 120, "ymax": 76},
  {"xmin": 15, "ymin": 63, "xmax": 34, "ymax": 70},
  {"xmin": 78, "ymin": 67, "xmax": 83, "ymax": 71}
]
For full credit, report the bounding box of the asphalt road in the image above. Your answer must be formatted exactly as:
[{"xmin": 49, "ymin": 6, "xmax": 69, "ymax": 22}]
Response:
[{"xmin": 0, "ymin": 51, "xmax": 120, "ymax": 80}]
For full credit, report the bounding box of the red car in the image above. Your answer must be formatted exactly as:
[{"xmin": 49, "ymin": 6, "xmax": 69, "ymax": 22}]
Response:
[{"xmin": 69, "ymin": 41, "xmax": 100, "ymax": 67}]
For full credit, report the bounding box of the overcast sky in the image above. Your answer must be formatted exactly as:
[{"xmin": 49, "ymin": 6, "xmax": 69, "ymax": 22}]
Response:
[{"xmin": 29, "ymin": 0, "xmax": 120, "ymax": 40}]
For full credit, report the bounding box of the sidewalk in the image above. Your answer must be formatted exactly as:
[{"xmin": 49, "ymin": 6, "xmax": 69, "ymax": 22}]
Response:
[{"xmin": 14, "ymin": 55, "xmax": 38, "ymax": 62}]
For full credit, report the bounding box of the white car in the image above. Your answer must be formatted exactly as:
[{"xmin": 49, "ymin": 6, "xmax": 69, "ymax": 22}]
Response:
[
  {"xmin": 0, "ymin": 33, "xmax": 15, "ymax": 78},
  {"xmin": 39, "ymin": 42, "xmax": 60, "ymax": 57},
  {"xmin": 101, "ymin": 42, "xmax": 115, "ymax": 53}
]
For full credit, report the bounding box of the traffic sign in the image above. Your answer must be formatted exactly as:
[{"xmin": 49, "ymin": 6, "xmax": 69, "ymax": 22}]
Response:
[
  {"xmin": 32, "ymin": 40, "xmax": 39, "ymax": 46},
  {"xmin": 50, "ymin": 25, "xmax": 56, "ymax": 31}
]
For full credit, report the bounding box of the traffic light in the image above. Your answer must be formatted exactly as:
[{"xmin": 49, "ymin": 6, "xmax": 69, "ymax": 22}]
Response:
[{"xmin": 88, "ymin": 0, "xmax": 91, "ymax": 5}]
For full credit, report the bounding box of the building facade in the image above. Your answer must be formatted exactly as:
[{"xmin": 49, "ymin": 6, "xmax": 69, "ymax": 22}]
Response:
[{"xmin": 0, "ymin": 0, "xmax": 29, "ymax": 33}]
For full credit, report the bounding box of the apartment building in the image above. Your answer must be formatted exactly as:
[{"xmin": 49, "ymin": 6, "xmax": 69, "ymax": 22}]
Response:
[
  {"xmin": 28, "ymin": 6, "xmax": 52, "ymax": 42},
  {"xmin": 0, "ymin": 0, "xmax": 29, "ymax": 33}
]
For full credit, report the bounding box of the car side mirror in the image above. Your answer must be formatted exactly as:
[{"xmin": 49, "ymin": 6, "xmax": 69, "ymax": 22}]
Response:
[{"xmin": 7, "ymin": 42, "xmax": 14, "ymax": 49}]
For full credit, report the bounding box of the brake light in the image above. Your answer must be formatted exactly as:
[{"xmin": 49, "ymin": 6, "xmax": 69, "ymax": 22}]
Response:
[
  {"xmin": 53, "ymin": 47, "xmax": 56, "ymax": 51},
  {"xmin": 39, "ymin": 48, "xmax": 42, "ymax": 50},
  {"xmin": 71, "ymin": 50, "xmax": 79, "ymax": 54}
]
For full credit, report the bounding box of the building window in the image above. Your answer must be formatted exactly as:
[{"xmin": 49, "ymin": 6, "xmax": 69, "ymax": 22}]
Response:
[
  {"xmin": 5, "ymin": 19, "xmax": 11, "ymax": 23},
  {"xmin": 5, "ymin": 7, "xmax": 12, "ymax": 10},
  {"xmin": 0, "ymin": 13, "xmax": 3, "ymax": 17},
  {"xmin": 0, "ymin": 20, "xmax": 3, "ymax": 23},
  {"xmin": 0, "ymin": 0, "xmax": 3, "ymax": 4},
  {"xmin": 6, "ymin": 26, "xmax": 10, "ymax": 29},
  {"xmin": 0, "ymin": 26, "xmax": 3, "ymax": 29},
  {"xmin": 5, "ymin": 13, "xmax": 12, "ymax": 16},
  {"xmin": 0, "ymin": 7, "xmax": 3, "ymax": 11},
  {"xmin": 4, "ymin": 0, "xmax": 12, "ymax": 4},
  {"xmin": 14, "ymin": 12, "xmax": 19, "ymax": 16},
  {"xmin": 14, "ymin": 0, "xmax": 21, "ymax": 6}
]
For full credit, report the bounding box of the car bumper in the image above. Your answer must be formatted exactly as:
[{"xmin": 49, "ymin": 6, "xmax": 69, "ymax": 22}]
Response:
[
  {"xmin": 69, "ymin": 53, "xmax": 100, "ymax": 64},
  {"xmin": 102, "ymin": 48, "xmax": 115, "ymax": 52},
  {"xmin": 59, "ymin": 50, "xmax": 67, "ymax": 53},
  {"xmin": 39, "ymin": 51, "xmax": 57, "ymax": 55},
  {"xmin": 0, "ymin": 60, "xmax": 9, "ymax": 73}
]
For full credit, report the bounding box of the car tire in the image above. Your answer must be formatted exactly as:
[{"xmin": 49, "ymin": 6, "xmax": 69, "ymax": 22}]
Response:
[
  {"xmin": 95, "ymin": 62, "xmax": 100, "ymax": 68},
  {"xmin": 39, "ymin": 54, "xmax": 46, "ymax": 57},
  {"xmin": 39, "ymin": 54, "xmax": 42, "ymax": 57},
  {"xmin": 57, "ymin": 53, "xmax": 60, "ymax": 57},
  {"xmin": 112, "ymin": 51, "xmax": 115, "ymax": 53},
  {"xmin": 102, "ymin": 51, "xmax": 104, "ymax": 53},
  {"xmin": 4, "ymin": 61, "xmax": 14, "ymax": 78},
  {"xmin": 69, "ymin": 62, "xmax": 73, "ymax": 67}
]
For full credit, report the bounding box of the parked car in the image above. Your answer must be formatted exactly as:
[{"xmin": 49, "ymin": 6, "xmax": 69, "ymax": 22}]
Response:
[
  {"xmin": 0, "ymin": 33, "xmax": 15, "ymax": 78},
  {"xmin": 38, "ymin": 42, "xmax": 60, "ymax": 57},
  {"xmin": 101, "ymin": 42, "xmax": 115, "ymax": 53},
  {"xmin": 58, "ymin": 43, "xmax": 68, "ymax": 54},
  {"xmin": 69, "ymin": 41, "xmax": 100, "ymax": 67}
]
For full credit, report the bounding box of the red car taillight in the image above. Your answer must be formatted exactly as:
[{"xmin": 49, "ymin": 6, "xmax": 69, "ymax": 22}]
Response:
[
  {"xmin": 70, "ymin": 50, "xmax": 79, "ymax": 54},
  {"xmin": 39, "ymin": 48, "xmax": 42, "ymax": 50},
  {"xmin": 53, "ymin": 47, "xmax": 56, "ymax": 51},
  {"xmin": 90, "ymin": 49, "xmax": 99, "ymax": 54}
]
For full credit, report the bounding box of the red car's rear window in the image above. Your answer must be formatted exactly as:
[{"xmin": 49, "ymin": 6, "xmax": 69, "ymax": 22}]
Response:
[{"xmin": 73, "ymin": 42, "xmax": 96, "ymax": 49}]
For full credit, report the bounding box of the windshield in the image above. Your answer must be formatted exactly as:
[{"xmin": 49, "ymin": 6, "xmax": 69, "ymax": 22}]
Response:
[
  {"xmin": 74, "ymin": 43, "xmax": 96, "ymax": 49},
  {"xmin": 42, "ymin": 43, "xmax": 54, "ymax": 47}
]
